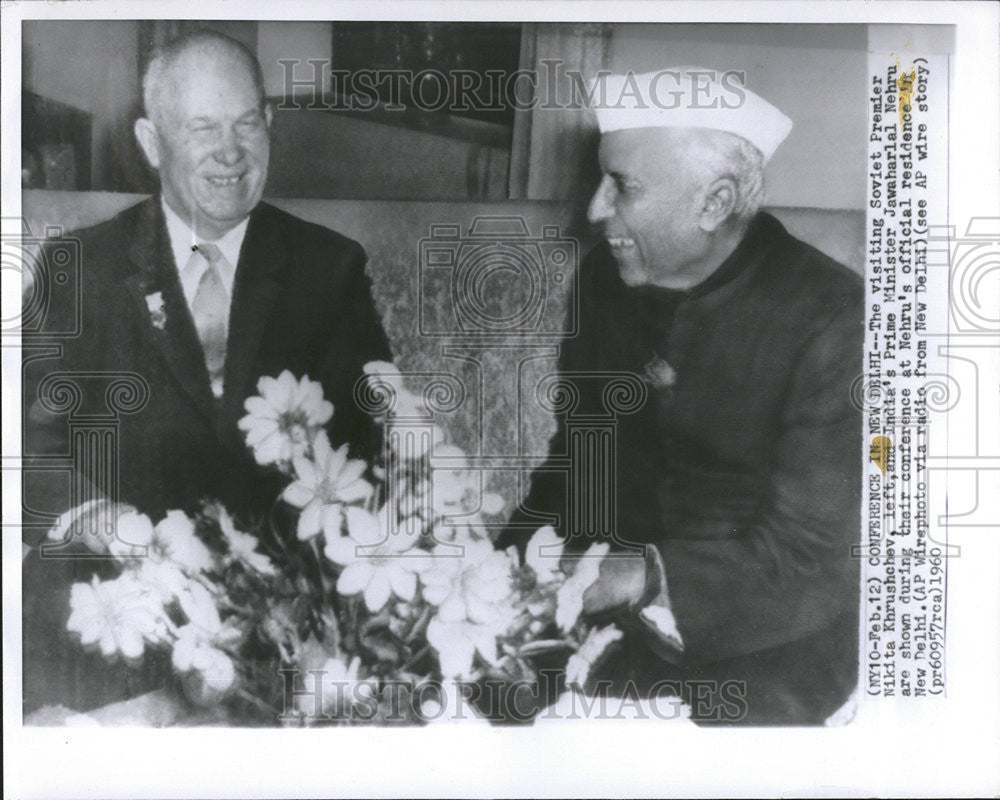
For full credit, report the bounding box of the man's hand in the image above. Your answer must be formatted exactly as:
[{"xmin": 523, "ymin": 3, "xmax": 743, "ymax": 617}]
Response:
[
  {"xmin": 577, "ymin": 552, "xmax": 648, "ymax": 615},
  {"xmin": 43, "ymin": 498, "xmax": 129, "ymax": 556}
]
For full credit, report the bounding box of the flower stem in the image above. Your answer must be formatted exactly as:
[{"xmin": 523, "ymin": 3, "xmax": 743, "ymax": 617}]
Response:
[
  {"xmin": 400, "ymin": 644, "xmax": 430, "ymax": 672},
  {"xmin": 233, "ymin": 687, "xmax": 282, "ymax": 719}
]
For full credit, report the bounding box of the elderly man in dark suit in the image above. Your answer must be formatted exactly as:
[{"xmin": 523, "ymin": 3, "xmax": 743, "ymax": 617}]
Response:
[
  {"xmin": 501, "ymin": 69, "xmax": 863, "ymax": 725},
  {"xmin": 22, "ymin": 30, "xmax": 391, "ymax": 712}
]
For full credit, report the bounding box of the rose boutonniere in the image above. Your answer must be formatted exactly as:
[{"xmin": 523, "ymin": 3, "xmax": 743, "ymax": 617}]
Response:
[{"xmin": 145, "ymin": 291, "xmax": 166, "ymax": 330}]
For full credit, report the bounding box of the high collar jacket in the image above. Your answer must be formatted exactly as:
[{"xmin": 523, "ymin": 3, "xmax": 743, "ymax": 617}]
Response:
[{"xmin": 503, "ymin": 213, "xmax": 864, "ymax": 723}]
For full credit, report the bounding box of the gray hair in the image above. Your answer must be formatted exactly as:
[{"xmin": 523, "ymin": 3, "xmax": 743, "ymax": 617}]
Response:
[
  {"xmin": 142, "ymin": 30, "xmax": 266, "ymax": 123},
  {"xmin": 688, "ymin": 129, "xmax": 767, "ymax": 222}
]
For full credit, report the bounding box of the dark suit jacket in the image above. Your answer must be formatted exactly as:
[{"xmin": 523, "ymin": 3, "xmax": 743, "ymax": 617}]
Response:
[
  {"xmin": 501, "ymin": 213, "xmax": 863, "ymax": 724},
  {"xmin": 22, "ymin": 198, "xmax": 392, "ymax": 713}
]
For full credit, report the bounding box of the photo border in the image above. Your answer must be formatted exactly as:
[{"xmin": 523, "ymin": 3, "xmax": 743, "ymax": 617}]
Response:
[{"xmin": 3, "ymin": 2, "xmax": 997, "ymax": 798}]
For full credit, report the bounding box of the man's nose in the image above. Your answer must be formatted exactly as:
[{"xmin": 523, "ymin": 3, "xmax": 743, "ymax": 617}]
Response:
[
  {"xmin": 587, "ymin": 177, "xmax": 614, "ymax": 224},
  {"xmin": 212, "ymin": 128, "xmax": 243, "ymax": 166}
]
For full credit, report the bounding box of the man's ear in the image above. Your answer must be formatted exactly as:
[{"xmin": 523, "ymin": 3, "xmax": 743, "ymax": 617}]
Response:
[
  {"xmin": 698, "ymin": 177, "xmax": 738, "ymax": 233},
  {"xmin": 134, "ymin": 118, "xmax": 162, "ymax": 170},
  {"xmin": 264, "ymin": 102, "xmax": 274, "ymax": 129}
]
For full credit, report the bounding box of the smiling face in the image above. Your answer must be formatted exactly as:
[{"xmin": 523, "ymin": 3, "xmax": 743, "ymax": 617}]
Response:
[
  {"xmin": 135, "ymin": 45, "xmax": 271, "ymax": 240},
  {"xmin": 587, "ymin": 128, "xmax": 713, "ymax": 289}
]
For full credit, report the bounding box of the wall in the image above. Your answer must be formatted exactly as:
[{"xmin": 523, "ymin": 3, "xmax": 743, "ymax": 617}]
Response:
[
  {"xmin": 22, "ymin": 20, "xmax": 141, "ymax": 188},
  {"xmin": 609, "ymin": 24, "xmax": 868, "ymax": 210},
  {"xmin": 258, "ymin": 21, "xmax": 335, "ymax": 98},
  {"xmin": 267, "ymin": 110, "xmax": 510, "ymax": 200}
]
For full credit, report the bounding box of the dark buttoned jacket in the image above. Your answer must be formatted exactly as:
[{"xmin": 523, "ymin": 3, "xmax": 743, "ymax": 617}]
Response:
[
  {"xmin": 22, "ymin": 198, "xmax": 391, "ymax": 713},
  {"xmin": 502, "ymin": 212, "xmax": 864, "ymax": 724}
]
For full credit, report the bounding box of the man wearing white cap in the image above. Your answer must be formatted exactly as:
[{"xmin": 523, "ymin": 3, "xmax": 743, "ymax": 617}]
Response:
[{"xmin": 501, "ymin": 69, "xmax": 862, "ymax": 725}]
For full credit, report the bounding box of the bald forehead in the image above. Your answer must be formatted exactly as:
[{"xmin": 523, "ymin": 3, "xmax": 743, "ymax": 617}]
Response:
[
  {"xmin": 144, "ymin": 37, "xmax": 264, "ymax": 122},
  {"xmin": 160, "ymin": 44, "xmax": 256, "ymax": 98},
  {"xmin": 170, "ymin": 39, "xmax": 254, "ymax": 76}
]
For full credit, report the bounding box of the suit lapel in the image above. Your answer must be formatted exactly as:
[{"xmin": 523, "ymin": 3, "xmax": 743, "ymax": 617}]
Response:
[
  {"xmin": 124, "ymin": 199, "xmax": 217, "ymax": 422},
  {"xmin": 219, "ymin": 204, "xmax": 287, "ymax": 436}
]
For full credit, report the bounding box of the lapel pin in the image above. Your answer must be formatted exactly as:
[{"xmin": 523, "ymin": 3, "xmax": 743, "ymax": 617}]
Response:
[
  {"xmin": 145, "ymin": 291, "xmax": 167, "ymax": 330},
  {"xmin": 642, "ymin": 355, "xmax": 676, "ymax": 390}
]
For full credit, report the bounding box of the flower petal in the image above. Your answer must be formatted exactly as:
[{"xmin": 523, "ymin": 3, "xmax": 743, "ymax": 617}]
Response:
[
  {"xmin": 297, "ymin": 501, "xmax": 322, "ymax": 541},
  {"xmin": 465, "ymin": 594, "xmax": 501, "ymax": 626},
  {"xmin": 323, "ymin": 534, "xmax": 358, "ymax": 566},
  {"xmin": 363, "ymin": 573, "xmax": 392, "ymax": 612},
  {"xmin": 282, "ymin": 480, "xmax": 315, "ymax": 509},
  {"xmin": 387, "ymin": 565, "xmax": 416, "ymax": 602},
  {"xmin": 311, "ymin": 430, "xmax": 333, "ymax": 463},
  {"xmin": 432, "ymin": 471, "xmax": 467, "ymax": 506},
  {"xmin": 320, "ymin": 504, "xmax": 344, "ymax": 538},
  {"xmin": 420, "ymin": 579, "xmax": 452, "ymax": 607},
  {"xmin": 243, "ymin": 418, "xmax": 279, "ymax": 446},
  {"xmin": 480, "ymin": 492, "xmax": 505, "ymax": 516},
  {"xmin": 255, "ymin": 375, "xmax": 280, "ymax": 403},
  {"xmin": 178, "ymin": 583, "xmax": 221, "ymax": 633},
  {"xmin": 274, "ymin": 371, "xmax": 297, "ymax": 405},
  {"xmin": 118, "ymin": 629, "xmax": 145, "ymax": 660},
  {"xmin": 78, "ymin": 622, "xmax": 103, "ymax": 647},
  {"xmin": 323, "ymin": 442, "xmax": 348, "ymax": 475},
  {"xmin": 345, "ymin": 507, "xmax": 383, "ymax": 547},
  {"xmin": 172, "ymin": 634, "xmax": 196, "ymax": 672},
  {"xmin": 251, "ymin": 431, "xmax": 286, "ymax": 466},
  {"xmin": 243, "ymin": 395, "xmax": 280, "ymax": 420},
  {"xmin": 291, "ymin": 455, "xmax": 318, "ymax": 488},
  {"xmin": 313, "ymin": 399, "xmax": 334, "ymax": 426},
  {"xmin": 336, "ymin": 562, "xmax": 374, "ymax": 596},
  {"xmin": 427, "ymin": 618, "xmax": 476, "ymax": 680},
  {"xmin": 98, "ymin": 631, "xmax": 119, "ymax": 658},
  {"xmin": 472, "ymin": 624, "xmax": 501, "ymax": 665},
  {"xmin": 334, "ymin": 453, "xmax": 366, "ymax": 485},
  {"xmin": 336, "ymin": 478, "xmax": 373, "ymax": 505},
  {"xmin": 386, "ymin": 523, "xmax": 422, "ymax": 555},
  {"xmin": 526, "ymin": 525, "xmax": 564, "ymax": 580},
  {"xmin": 437, "ymin": 592, "xmax": 467, "ymax": 623}
]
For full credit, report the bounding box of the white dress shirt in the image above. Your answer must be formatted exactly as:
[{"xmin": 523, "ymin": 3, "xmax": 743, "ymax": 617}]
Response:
[
  {"xmin": 161, "ymin": 199, "xmax": 250, "ymax": 398},
  {"xmin": 161, "ymin": 197, "xmax": 248, "ymax": 310}
]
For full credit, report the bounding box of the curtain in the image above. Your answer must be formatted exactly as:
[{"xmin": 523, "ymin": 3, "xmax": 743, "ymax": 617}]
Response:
[{"xmin": 508, "ymin": 22, "xmax": 612, "ymax": 205}]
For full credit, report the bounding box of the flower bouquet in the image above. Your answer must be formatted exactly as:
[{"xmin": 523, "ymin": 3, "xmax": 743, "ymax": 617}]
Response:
[{"xmin": 54, "ymin": 364, "xmax": 622, "ymax": 725}]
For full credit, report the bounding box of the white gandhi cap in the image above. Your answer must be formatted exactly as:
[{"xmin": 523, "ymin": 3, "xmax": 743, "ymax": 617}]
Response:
[{"xmin": 590, "ymin": 68, "xmax": 793, "ymax": 162}]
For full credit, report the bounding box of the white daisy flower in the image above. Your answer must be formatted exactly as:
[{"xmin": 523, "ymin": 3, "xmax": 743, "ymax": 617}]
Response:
[
  {"xmin": 66, "ymin": 575, "xmax": 168, "ymax": 661},
  {"xmin": 153, "ymin": 510, "xmax": 214, "ymax": 574},
  {"xmin": 324, "ymin": 505, "xmax": 431, "ymax": 613},
  {"xmin": 420, "ymin": 541, "xmax": 518, "ymax": 679},
  {"xmin": 281, "ymin": 431, "xmax": 373, "ymax": 541},
  {"xmin": 238, "ymin": 371, "xmax": 334, "ymax": 466}
]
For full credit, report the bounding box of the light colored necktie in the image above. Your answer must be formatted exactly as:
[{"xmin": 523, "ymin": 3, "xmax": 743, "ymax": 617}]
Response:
[{"xmin": 186, "ymin": 243, "xmax": 229, "ymax": 399}]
